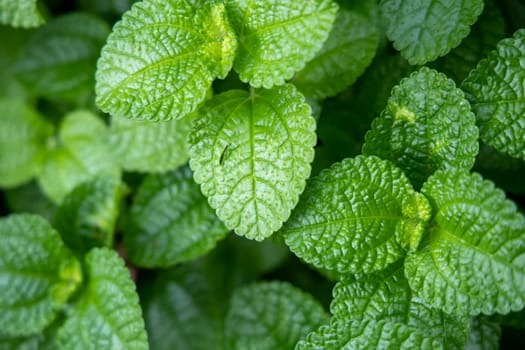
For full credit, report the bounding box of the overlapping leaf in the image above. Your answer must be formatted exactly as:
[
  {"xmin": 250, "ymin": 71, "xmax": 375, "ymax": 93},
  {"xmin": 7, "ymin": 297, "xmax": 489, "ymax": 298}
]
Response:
[
  {"xmin": 462, "ymin": 29, "xmax": 525, "ymax": 160},
  {"xmin": 189, "ymin": 85, "xmax": 316, "ymax": 240},
  {"xmin": 0, "ymin": 0, "xmax": 44, "ymax": 28},
  {"xmin": 281, "ymin": 155, "xmax": 431, "ymax": 274},
  {"xmin": 96, "ymin": 0, "xmax": 237, "ymax": 121}
]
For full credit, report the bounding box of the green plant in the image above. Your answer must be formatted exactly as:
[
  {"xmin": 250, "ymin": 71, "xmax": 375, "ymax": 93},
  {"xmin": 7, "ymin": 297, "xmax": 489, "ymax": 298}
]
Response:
[{"xmin": 1, "ymin": 0, "xmax": 525, "ymax": 349}]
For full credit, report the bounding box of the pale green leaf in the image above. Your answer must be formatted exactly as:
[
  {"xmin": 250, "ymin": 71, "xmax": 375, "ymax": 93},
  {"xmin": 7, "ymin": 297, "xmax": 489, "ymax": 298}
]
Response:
[
  {"xmin": 124, "ymin": 166, "xmax": 229, "ymax": 267},
  {"xmin": 96, "ymin": 0, "xmax": 237, "ymax": 121},
  {"xmin": 466, "ymin": 316, "xmax": 501, "ymax": 350},
  {"xmin": 363, "ymin": 67, "xmax": 479, "ymax": 188},
  {"xmin": 0, "ymin": 99, "xmax": 53, "ymax": 188},
  {"xmin": 189, "ymin": 85, "xmax": 316, "ymax": 240},
  {"xmin": 0, "ymin": 214, "xmax": 82, "ymax": 337},
  {"xmin": 53, "ymin": 176, "xmax": 124, "ymax": 255},
  {"xmin": 225, "ymin": 281, "xmax": 329, "ymax": 350},
  {"xmin": 226, "ymin": 0, "xmax": 338, "ymax": 88},
  {"xmin": 14, "ymin": 13, "xmax": 110, "ymax": 100},
  {"xmin": 380, "ymin": 0, "xmax": 484, "ymax": 65},
  {"xmin": 0, "ymin": 0, "xmax": 44, "ymax": 28},
  {"xmin": 56, "ymin": 248, "xmax": 148, "ymax": 350},
  {"xmin": 109, "ymin": 114, "xmax": 191, "ymax": 173},
  {"xmin": 462, "ymin": 29, "xmax": 525, "ymax": 160},
  {"xmin": 405, "ymin": 168, "xmax": 525, "ymax": 315},
  {"xmin": 38, "ymin": 110, "xmax": 120, "ymax": 203},
  {"xmin": 281, "ymin": 155, "xmax": 431, "ymax": 274},
  {"xmin": 293, "ymin": 3, "xmax": 379, "ymax": 99}
]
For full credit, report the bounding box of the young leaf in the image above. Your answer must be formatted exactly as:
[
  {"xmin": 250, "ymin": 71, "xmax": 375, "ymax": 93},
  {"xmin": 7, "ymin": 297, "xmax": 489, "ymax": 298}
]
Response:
[
  {"xmin": 462, "ymin": 29, "xmax": 525, "ymax": 161},
  {"xmin": 380, "ymin": 0, "xmax": 484, "ymax": 65},
  {"xmin": 405, "ymin": 168, "xmax": 525, "ymax": 316},
  {"xmin": 466, "ymin": 316, "xmax": 501, "ymax": 350},
  {"xmin": 281, "ymin": 155, "xmax": 431, "ymax": 274},
  {"xmin": 38, "ymin": 110, "xmax": 120, "ymax": 203},
  {"xmin": 0, "ymin": 99, "xmax": 53, "ymax": 188},
  {"xmin": 96, "ymin": 0, "xmax": 237, "ymax": 121},
  {"xmin": 224, "ymin": 281, "xmax": 329, "ymax": 350},
  {"xmin": 124, "ymin": 166, "xmax": 229, "ymax": 268},
  {"xmin": 0, "ymin": 0, "xmax": 44, "ymax": 28},
  {"xmin": 363, "ymin": 67, "xmax": 479, "ymax": 188},
  {"xmin": 56, "ymin": 248, "xmax": 148, "ymax": 350},
  {"xmin": 0, "ymin": 214, "xmax": 82, "ymax": 337},
  {"xmin": 53, "ymin": 176, "xmax": 124, "ymax": 255},
  {"xmin": 189, "ymin": 85, "xmax": 316, "ymax": 241},
  {"xmin": 14, "ymin": 13, "xmax": 110, "ymax": 100},
  {"xmin": 226, "ymin": 0, "xmax": 338, "ymax": 88},
  {"xmin": 293, "ymin": 2, "xmax": 379, "ymax": 99},
  {"xmin": 109, "ymin": 114, "xmax": 191, "ymax": 173}
]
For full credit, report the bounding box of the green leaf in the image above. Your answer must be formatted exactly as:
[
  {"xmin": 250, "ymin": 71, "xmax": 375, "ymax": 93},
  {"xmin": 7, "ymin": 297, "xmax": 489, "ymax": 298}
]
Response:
[
  {"xmin": 405, "ymin": 168, "xmax": 525, "ymax": 315},
  {"xmin": 96, "ymin": 0, "xmax": 237, "ymax": 121},
  {"xmin": 462, "ymin": 29, "xmax": 525, "ymax": 160},
  {"xmin": 331, "ymin": 263, "xmax": 469, "ymax": 349},
  {"xmin": 363, "ymin": 67, "xmax": 479, "ymax": 188},
  {"xmin": 53, "ymin": 176, "xmax": 124, "ymax": 255},
  {"xmin": 0, "ymin": 0, "xmax": 44, "ymax": 28},
  {"xmin": 14, "ymin": 13, "xmax": 109, "ymax": 100},
  {"xmin": 0, "ymin": 214, "xmax": 82, "ymax": 337},
  {"xmin": 0, "ymin": 99, "xmax": 53, "ymax": 188},
  {"xmin": 38, "ymin": 110, "xmax": 120, "ymax": 203},
  {"xmin": 226, "ymin": 0, "xmax": 338, "ymax": 88},
  {"xmin": 109, "ymin": 114, "xmax": 191, "ymax": 173},
  {"xmin": 56, "ymin": 248, "xmax": 148, "ymax": 350},
  {"xmin": 281, "ymin": 155, "xmax": 431, "ymax": 274},
  {"xmin": 466, "ymin": 316, "xmax": 501, "ymax": 350},
  {"xmin": 5, "ymin": 181, "xmax": 57, "ymax": 221},
  {"xmin": 124, "ymin": 166, "xmax": 229, "ymax": 268},
  {"xmin": 224, "ymin": 281, "xmax": 329, "ymax": 350},
  {"xmin": 380, "ymin": 0, "xmax": 484, "ymax": 65},
  {"xmin": 189, "ymin": 85, "xmax": 316, "ymax": 241},
  {"xmin": 293, "ymin": 2, "xmax": 379, "ymax": 99}
]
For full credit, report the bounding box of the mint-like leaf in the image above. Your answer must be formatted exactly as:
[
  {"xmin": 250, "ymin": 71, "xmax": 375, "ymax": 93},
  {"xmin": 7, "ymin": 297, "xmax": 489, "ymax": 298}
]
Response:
[
  {"xmin": 466, "ymin": 316, "xmax": 501, "ymax": 350},
  {"xmin": 0, "ymin": 0, "xmax": 44, "ymax": 28}
]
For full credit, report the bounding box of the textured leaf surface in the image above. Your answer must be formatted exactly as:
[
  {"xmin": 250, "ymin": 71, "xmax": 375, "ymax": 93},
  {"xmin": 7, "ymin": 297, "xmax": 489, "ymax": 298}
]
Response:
[
  {"xmin": 96, "ymin": 0, "xmax": 237, "ymax": 121},
  {"xmin": 57, "ymin": 248, "xmax": 148, "ymax": 350},
  {"xmin": 124, "ymin": 166, "xmax": 229, "ymax": 267},
  {"xmin": 293, "ymin": 3, "xmax": 379, "ymax": 99},
  {"xmin": 0, "ymin": 0, "xmax": 44, "ymax": 28},
  {"xmin": 363, "ymin": 67, "xmax": 479, "ymax": 188},
  {"xmin": 226, "ymin": 0, "xmax": 337, "ymax": 88},
  {"xmin": 14, "ymin": 13, "xmax": 109, "ymax": 100},
  {"xmin": 466, "ymin": 316, "xmax": 501, "ymax": 350},
  {"xmin": 38, "ymin": 111, "xmax": 120, "ymax": 203},
  {"xmin": 405, "ymin": 168, "xmax": 525, "ymax": 315},
  {"xmin": 0, "ymin": 215, "xmax": 82, "ymax": 337},
  {"xmin": 53, "ymin": 176, "xmax": 123, "ymax": 255},
  {"xmin": 380, "ymin": 0, "xmax": 484, "ymax": 64},
  {"xmin": 224, "ymin": 281, "xmax": 328, "ymax": 350},
  {"xmin": 189, "ymin": 85, "xmax": 316, "ymax": 240},
  {"xmin": 281, "ymin": 155, "xmax": 431, "ymax": 274},
  {"xmin": 462, "ymin": 29, "xmax": 525, "ymax": 160},
  {"xmin": 109, "ymin": 114, "xmax": 191, "ymax": 173},
  {"xmin": 0, "ymin": 99, "xmax": 53, "ymax": 188}
]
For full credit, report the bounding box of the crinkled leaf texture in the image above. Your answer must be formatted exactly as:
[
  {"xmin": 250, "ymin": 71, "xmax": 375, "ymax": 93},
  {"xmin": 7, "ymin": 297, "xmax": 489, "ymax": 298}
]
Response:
[
  {"xmin": 224, "ymin": 281, "xmax": 328, "ymax": 350},
  {"xmin": 226, "ymin": 0, "xmax": 338, "ymax": 88},
  {"xmin": 363, "ymin": 67, "xmax": 479, "ymax": 188},
  {"xmin": 281, "ymin": 155, "xmax": 431, "ymax": 274},
  {"xmin": 14, "ymin": 13, "xmax": 110, "ymax": 100},
  {"xmin": 96, "ymin": 0, "xmax": 237, "ymax": 121},
  {"xmin": 56, "ymin": 248, "xmax": 148, "ymax": 350},
  {"xmin": 189, "ymin": 85, "xmax": 316, "ymax": 241},
  {"xmin": 53, "ymin": 176, "xmax": 123, "ymax": 255},
  {"xmin": 380, "ymin": 0, "xmax": 484, "ymax": 65},
  {"xmin": 124, "ymin": 166, "xmax": 229, "ymax": 268},
  {"xmin": 462, "ymin": 29, "xmax": 525, "ymax": 160},
  {"xmin": 0, "ymin": 0, "xmax": 44, "ymax": 28},
  {"xmin": 466, "ymin": 316, "xmax": 501, "ymax": 350},
  {"xmin": 293, "ymin": 2, "xmax": 379, "ymax": 99},
  {"xmin": 405, "ymin": 168, "xmax": 525, "ymax": 316},
  {"xmin": 0, "ymin": 99, "xmax": 53, "ymax": 188},
  {"xmin": 109, "ymin": 115, "xmax": 192, "ymax": 172},
  {"xmin": 0, "ymin": 215, "xmax": 82, "ymax": 337}
]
